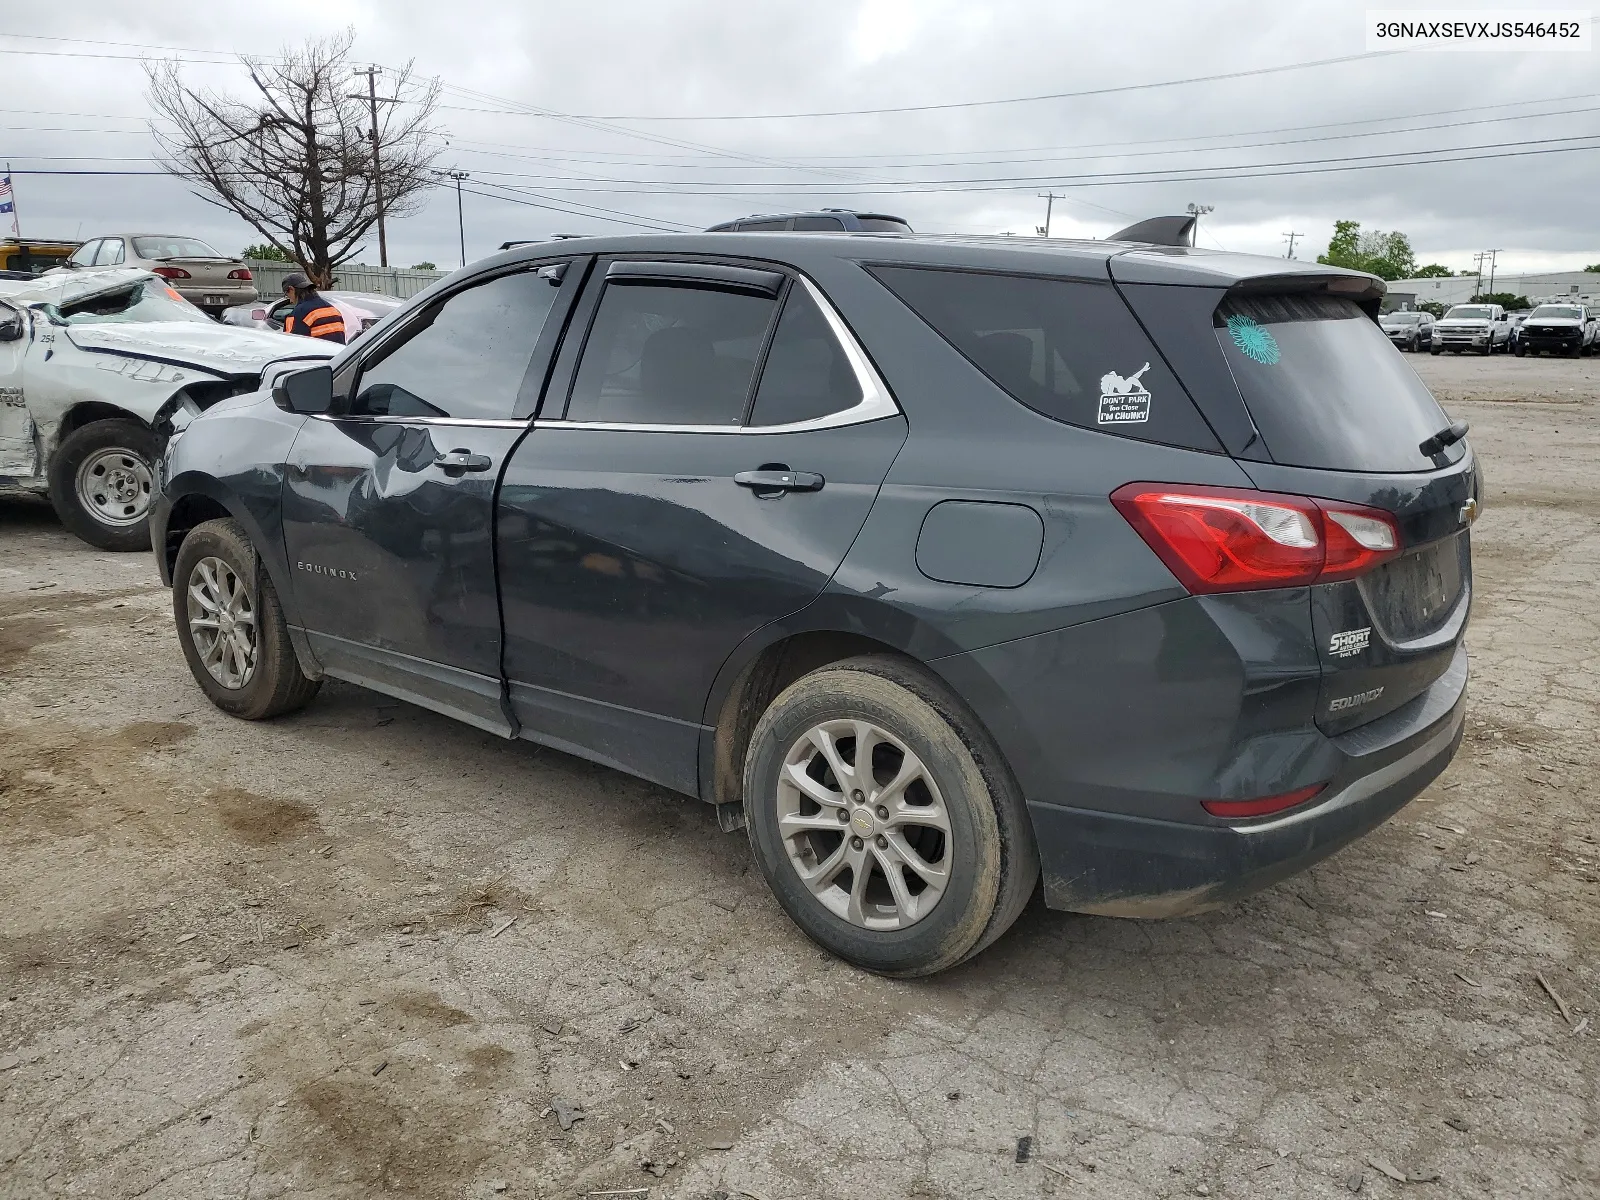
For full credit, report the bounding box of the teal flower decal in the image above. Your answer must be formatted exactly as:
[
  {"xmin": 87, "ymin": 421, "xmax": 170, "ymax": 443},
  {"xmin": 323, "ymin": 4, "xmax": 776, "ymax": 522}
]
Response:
[{"xmin": 1226, "ymin": 314, "xmax": 1280, "ymax": 365}]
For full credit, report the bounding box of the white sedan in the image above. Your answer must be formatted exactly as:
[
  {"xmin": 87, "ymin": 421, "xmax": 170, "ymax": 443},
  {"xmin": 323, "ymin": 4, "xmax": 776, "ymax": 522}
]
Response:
[{"xmin": 0, "ymin": 267, "xmax": 336, "ymax": 550}]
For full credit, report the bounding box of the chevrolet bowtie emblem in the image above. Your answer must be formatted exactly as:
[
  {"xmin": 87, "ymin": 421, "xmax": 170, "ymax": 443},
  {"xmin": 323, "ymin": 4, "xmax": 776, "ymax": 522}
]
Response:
[{"xmin": 1459, "ymin": 497, "xmax": 1480, "ymax": 525}]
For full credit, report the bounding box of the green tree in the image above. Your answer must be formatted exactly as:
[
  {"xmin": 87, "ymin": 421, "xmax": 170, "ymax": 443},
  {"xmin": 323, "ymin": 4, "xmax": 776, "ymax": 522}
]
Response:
[
  {"xmin": 1586, "ymin": 264, "xmax": 1600, "ymax": 273},
  {"xmin": 242, "ymin": 243, "xmax": 289, "ymax": 261},
  {"xmin": 1315, "ymin": 220, "xmax": 1417, "ymax": 280},
  {"xmin": 1417, "ymin": 301, "xmax": 1449, "ymax": 318},
  {"xmin": 1414, "ymin": 263, "xmax": 1454, "ymax": 278},
  {"xmin": 410, "ymin": 261, "xmax": 437, "ymax": 270},
  {"xmin": 1470, "ymin": 293, "xmax": 1531, "ymax": 310}
]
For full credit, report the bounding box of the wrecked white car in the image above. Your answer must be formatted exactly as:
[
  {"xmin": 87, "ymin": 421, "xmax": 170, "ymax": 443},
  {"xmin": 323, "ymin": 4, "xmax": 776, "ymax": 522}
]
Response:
[{"xmin": 0, "ymin": 268, "xmax": 336, "ymax": 550}]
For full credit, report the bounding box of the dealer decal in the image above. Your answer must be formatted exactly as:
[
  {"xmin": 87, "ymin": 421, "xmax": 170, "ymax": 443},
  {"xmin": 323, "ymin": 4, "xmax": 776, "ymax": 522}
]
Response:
[
  {"xmin": 1328, "ymin": 627, "xmax": 1372, "ymax": 658},
  {"xmin": 1097, "ymin": 363, "xmax": 1152, "ymax": 425}
]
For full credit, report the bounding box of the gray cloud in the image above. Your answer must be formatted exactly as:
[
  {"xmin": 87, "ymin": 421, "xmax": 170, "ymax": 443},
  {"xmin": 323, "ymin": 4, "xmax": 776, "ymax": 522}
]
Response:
[{"xmin": 4, "ymin": 1, "xmax": 1596, "ymax": 274}]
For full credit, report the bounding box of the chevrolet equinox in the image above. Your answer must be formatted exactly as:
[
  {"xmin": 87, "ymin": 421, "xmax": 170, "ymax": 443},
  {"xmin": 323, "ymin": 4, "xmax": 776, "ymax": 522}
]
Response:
[{"xmin": 153, "ymin": 231, "xmax": 1476, "ymax": 976}]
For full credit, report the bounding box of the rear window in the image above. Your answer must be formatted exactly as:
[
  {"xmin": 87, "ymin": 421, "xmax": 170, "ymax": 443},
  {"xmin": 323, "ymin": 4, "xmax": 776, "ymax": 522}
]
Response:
[
  {"xmin": 856, "ymin": 217, "xmax": 913, "ymax": 233},
  {"xmin": 1215, "ymin": 293, "xmax": 1453, "ymax": 473},
  {"xmin": 870, "ymin": 265, "xmax": 1220, "ymax": 451},
  {"xmin": 132, "ymin": 236, "xmax": 223, "ymax": 260}
]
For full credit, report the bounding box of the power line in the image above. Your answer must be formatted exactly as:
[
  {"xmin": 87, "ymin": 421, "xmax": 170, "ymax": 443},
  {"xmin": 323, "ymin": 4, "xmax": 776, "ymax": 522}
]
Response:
[{"xmin": 550, "ymin": 51, "xmax": 1399, "ymax": 121}]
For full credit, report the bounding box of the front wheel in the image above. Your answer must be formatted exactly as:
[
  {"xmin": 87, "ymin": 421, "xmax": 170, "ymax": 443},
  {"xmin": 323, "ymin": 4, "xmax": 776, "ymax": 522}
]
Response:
[
  {"xmin": 46, "ymin": 419, "xmax": 159, "ymax": 551},
  {"xmin": 1514, "ymin": 343, "xmax": 1526, "ymax": 357},
  {"xmin": 173, "ymin": 518, "xmax": 321, "ymax": 719},
  {"xmin": 743, "ymin": 656, "xmax": 1038, "ymax": 977}
]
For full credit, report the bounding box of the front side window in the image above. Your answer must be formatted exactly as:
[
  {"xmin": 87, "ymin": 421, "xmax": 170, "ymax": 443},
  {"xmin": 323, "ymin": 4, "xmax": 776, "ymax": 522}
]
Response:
[
  {"xmin": 567, "ymin": 281, "xmax": 776, "ymax": 425},
  {"xmin": 353, "ymin": 268, "xmax": 561, "ymax": 420},
  {"xmin": 748, "ymin": 285, "xmax": 860, "ymax": 426},
  {"xmin": 68, "ymin": 240, "xmax": 101, "ymax": 267},
  {"xmin": 95, "ymin": 239, "xmax": 126, "ymax": 266}
]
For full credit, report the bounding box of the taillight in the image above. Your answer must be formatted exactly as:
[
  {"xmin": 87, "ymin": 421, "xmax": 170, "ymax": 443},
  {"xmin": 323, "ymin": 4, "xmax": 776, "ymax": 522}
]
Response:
[
  {"xmin": 1202, "ymin": 783, "xmax": 1327, "ymax": 819},
  {"xmin": 152, "ymin": 266, "xmax": 191, "ymax": 280},
  {"xmin": 1110, "ymin": 483, "xmax": 1400, "ymax": 594},
  {"xmin": 228, "ymin": 267, "xmax": 252, "ymax": 281}
]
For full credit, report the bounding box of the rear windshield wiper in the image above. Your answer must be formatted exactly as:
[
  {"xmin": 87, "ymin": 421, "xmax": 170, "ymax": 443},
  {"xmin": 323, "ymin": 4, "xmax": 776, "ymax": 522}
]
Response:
[{"xmin": 1419, "ymin": 419, "xmax": 1469, "ymax": 457}]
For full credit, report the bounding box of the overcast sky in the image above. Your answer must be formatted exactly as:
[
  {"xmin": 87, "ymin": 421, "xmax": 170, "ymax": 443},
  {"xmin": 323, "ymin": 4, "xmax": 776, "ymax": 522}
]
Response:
[{"xmin": 4, "ymin": 1, "xmax": 1597, "ymax": 275}]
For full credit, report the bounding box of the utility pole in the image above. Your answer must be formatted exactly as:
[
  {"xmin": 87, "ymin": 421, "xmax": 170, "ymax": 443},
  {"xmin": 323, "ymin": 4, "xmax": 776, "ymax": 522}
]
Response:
[
  {"xmin": 349, "ymin": 66, "xmax": 400, "ymax": 268},
  {"xmin": 1283, "ymin": 230, "xmax": 1302, "ymax": 259},
  {"xmin": 1484, "ymin": 248, "xmax": 1502, "ymax": 295},
  {"xmin": 1186, "ymin": 202, "xmax": 1214, "ymax": 247},
  {"xmin": 1036, "ymin": 191, "xmax": 1063, "ymax": 237},
  {"xmin": 1472, "ymin": 251, "xmax": 1487, "ymax": 297},
  {"xmin": 436, "ymin": 170, "xmax": 470, "ymax": 267}
]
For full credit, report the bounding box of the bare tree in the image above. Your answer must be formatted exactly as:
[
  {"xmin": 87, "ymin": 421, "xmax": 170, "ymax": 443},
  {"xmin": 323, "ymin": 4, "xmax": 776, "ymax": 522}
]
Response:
[{"xmin": 147, "ymin": 30, "xmax": 443, "ymax": 287}]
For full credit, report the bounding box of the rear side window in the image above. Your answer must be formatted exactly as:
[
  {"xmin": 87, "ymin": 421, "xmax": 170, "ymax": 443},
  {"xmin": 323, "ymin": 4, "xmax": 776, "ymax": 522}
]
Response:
[
  {"xmin": 792, "ymin": 216, "xmax": 845, "ymax": 231},
  {"xmin": 568, "ymin": 282, "xmax": 776, "ymax": 425},
  {"xmin": 856, "ymin": 217, "xmax": 913, "ymax": 233},
  {"xmin": 748, "ymin": 286, "xmax": 859, "ymax": 426},
  {"xmin": 736, "ymin": 220, "xmax": 787, "ymax": 232},
  {"xmin": 870, "ymin": 265, "xmax": 1220, "ymax": 451},
  {"xmin": 1215, "ymin": 293, "xmax": 1452, "ymax": 473}
]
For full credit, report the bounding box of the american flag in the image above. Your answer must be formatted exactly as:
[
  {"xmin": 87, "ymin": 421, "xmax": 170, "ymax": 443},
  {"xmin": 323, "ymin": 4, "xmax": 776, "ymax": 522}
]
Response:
[{"xmin": 0, "ymin": 175, "xmax": 12, "ymax": 214}]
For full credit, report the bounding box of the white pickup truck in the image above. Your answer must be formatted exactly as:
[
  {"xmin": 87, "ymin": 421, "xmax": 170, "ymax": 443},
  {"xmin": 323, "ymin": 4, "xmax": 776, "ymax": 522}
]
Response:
[{"xmin": 1430, "ymin": 303, "xmax": 1511, "ymax": 355}]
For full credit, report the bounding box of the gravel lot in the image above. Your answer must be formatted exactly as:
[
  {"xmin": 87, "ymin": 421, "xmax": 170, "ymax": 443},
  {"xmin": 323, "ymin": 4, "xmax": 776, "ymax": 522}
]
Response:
[{"xmin": 1, "ymin": 353, "xmax": 1595, "ymax": 1199}]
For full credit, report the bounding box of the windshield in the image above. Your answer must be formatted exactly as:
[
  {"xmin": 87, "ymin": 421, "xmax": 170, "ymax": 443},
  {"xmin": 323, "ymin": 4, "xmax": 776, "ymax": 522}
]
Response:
[
  {"xmin": 1529, "ymin": 305, "xmax": 1584, "ymax": 320},
  {"xmin": 1214, "ymin": 292, "xmax": 1451, "ymax": 473},
  {"xmin": 131, "ymin": 236, "xmax": 223, "ymax": 260},
  {"xmin": 54, "ymin": 279, "xmax": 213, "ymax": 325},
  {"xmin": 1444, "ymin": 305, "xmax": 1494, "ymax": 321},
  {"xmin": 1382, "ymin": 313, "xmax": 1421, "ymax": 324}
]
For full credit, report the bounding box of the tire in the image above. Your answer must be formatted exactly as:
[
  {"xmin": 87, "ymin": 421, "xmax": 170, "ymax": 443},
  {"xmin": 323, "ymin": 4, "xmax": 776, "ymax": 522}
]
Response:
[
  {"xmin": 743, "ymin": 655, "xmax": 1039, "ymax": 978},
  {"xmin": 1430, "ymin": 346, "xmax": 1441, "ymax": 356},
  {"xmin": 172, "ymin": 518, "xmax": 320, "ymax": 720},
  {"xmin": 1408, "ymin": 335, "xmax": 1419, "ymax": 353},
  {"xmin": 1514, "ymin": 344, "xmax": 1526, "ymax": 357},
  {"xmin": 46, "ymin": 418, "xmax": 159, "ymax": 551}
]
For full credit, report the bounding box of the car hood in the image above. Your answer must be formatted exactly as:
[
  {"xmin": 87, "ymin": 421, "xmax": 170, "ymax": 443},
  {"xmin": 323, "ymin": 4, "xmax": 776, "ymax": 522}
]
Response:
[{"xmin": 63, "ymin": 321, "xmax": 339, "ymax": 377}]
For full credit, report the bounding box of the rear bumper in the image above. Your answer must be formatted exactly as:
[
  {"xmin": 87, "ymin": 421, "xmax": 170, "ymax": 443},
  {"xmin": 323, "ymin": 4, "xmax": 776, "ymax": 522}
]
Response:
[{"xmin": 1028, "ymin": 645, "xmax": 1467, "ymax": 916}]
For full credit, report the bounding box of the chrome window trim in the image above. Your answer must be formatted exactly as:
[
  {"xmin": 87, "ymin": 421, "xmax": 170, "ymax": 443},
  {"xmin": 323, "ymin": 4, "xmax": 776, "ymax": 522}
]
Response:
[
  {"xmin": 307, "ymin": 414, "xmax": 531, "ymax": 428},
  {"xmin": 540, "ymin": 274, "xmax": 899, "ymax": 436}
]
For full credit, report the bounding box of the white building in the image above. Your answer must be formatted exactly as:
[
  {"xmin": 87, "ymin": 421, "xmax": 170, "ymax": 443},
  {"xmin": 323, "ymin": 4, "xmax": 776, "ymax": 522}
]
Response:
[{"xmin": 1386, "ymin": 269, "xmax": 1600, "ymax": 310}]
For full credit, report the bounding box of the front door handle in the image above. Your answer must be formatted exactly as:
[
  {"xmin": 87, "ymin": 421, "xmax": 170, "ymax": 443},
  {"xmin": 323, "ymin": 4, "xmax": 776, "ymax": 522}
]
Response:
[
  {"xmin": 734, "ymin": 468, "xmax": 824, "ymax": 494},
  {"xmin": 435, "ymin": 448, "xmax": 494, "ymax": 473}
]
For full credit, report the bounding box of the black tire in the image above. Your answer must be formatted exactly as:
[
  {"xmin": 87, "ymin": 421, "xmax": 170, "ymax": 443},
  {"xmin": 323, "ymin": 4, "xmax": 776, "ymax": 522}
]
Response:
[
  {"xmin": 1430, "ymin": 346, "xmax": 1441, "ymax": 356},
  {"xmin": 1514, "ymin": 343, "xmax": 1526, "ymax": 357},
  {"xmin": 1408, "ymin": 335, "xmax": 1419, "ymax": 352},
  {"xmin": 46, "ymin": 418, "xmax": 159, "ymax": 551},
  {"xmin": 743, "ymin": 655, "xmax": 1038, "ymax": 978},
  {"xmin": 172, "ymin": 518, "xmax": 320, "ymax": 720}
]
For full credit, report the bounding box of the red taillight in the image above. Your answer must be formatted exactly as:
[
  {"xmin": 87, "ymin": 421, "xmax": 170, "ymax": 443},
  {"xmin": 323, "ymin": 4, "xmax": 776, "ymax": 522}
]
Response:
[
  {"xmin": 228, "ymin": 267, "xmax": 252, "ymax": 281},
  {"xmin": 1202, "ymin": 783, "xmax": 1327, "ymax": 819},
  {"xmin": 1110, "ymin": 483, "xmax": 1400, "ymax": 594},
  {"xmin": 152, "ymin": 266, "xmax": 191, "ymax": 280}
]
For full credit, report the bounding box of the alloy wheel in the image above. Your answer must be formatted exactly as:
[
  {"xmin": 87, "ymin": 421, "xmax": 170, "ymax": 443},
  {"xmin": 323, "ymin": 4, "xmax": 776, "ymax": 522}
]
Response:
[
  {"xmin": 75, "ymin": 447, "xmax": 152, "ymax": 527},
  {"xmin": 775, "ymin": 719, "xmax": 952, "ymax": 930},
  {"xmin": 187, "ymin": 556, "xmax": 258, "ymax": 689}
]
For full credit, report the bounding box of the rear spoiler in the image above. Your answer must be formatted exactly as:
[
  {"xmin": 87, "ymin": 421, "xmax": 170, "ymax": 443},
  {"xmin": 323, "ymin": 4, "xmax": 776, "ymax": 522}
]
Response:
[{"xmin": 1109, "ymin": 215, "xmax": 1197, "ymax": 247}]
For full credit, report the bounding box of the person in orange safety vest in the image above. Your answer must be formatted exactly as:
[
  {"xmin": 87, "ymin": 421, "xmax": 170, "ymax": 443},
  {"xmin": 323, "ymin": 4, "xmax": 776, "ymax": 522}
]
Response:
[{"xmin": 280, "ymin": 272, "xmax": 346, "ymax": 344}]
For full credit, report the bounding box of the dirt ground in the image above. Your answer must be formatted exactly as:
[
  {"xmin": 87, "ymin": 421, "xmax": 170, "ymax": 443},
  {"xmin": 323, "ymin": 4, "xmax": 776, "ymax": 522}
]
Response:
[{"xmin": 1, "ymin": 352, "xmax": 1595, "ymax": 1200}]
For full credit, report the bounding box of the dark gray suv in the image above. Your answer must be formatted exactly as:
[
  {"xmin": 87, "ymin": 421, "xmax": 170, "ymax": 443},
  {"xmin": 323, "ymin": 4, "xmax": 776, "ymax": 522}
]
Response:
[{"xmin": 151, "ymin": 231, "xmax": 1475, "ymax": 976}]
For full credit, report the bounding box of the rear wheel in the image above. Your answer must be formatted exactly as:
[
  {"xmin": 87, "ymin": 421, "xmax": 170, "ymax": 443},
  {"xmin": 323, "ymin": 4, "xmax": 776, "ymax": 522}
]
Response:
[
  {"xmin": 173, "ymin": 518, "xmax": 320, "ymax": 719},
  {"xmin": 743, "ymin": 655, "xmax": 1038, "ymax": 977},
  {"xmin": 46, "ymin": 419, "xmax": 159, "ymax": 551}
]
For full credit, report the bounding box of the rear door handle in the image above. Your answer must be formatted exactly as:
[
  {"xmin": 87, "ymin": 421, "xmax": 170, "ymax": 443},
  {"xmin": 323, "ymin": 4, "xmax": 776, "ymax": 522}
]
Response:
[
  {"xmin": 435, "ymin": 449, "xmax": 494, "ymax": 473},
  {"xmin": 734, "ymin": 469, "xmax": 824, "ymax": 493}
]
